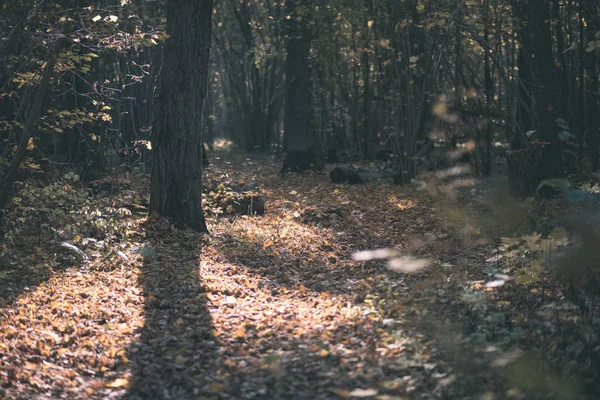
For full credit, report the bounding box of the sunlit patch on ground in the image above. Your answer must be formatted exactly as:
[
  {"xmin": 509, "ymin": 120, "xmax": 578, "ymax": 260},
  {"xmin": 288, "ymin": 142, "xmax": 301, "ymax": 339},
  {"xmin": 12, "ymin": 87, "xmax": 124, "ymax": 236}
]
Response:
[
  {"xmin": 0, "ymin": 263, "xmax": 145, "ymax": 397},
  {"xmin": 3, "ymin": 151, "xmax": 596, "ymax": 399},
  {"xmin": 211, "ymin": 138, "xmax": 234, "ymax": 150},
  {"xmin": 388, "ymin": 196, "xmax": 417, "ymax": 211}
]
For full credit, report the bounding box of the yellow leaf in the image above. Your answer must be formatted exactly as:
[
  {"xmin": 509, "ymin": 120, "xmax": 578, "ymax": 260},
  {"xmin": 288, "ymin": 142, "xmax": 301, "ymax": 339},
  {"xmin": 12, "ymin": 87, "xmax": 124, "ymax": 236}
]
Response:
[
  {"xmin": 349, "ymin": 388, "xmax": 378, "ymax": 397},
  {"xmin": 319, "ymin": 349, "xmax": 330, "ymax": 357},
  {"xmin": 233, "ymin": 326, "xmax": 246, "ymax": 338},
  {"xmin": 73, "ymin": 235, "xmax": 81, "ymax": 243},
  {"xmin": 26, "ymin": 162, "xmax": 41, "ymax": 170},
  {"xmin": 106, "ymin": 378, "xmax": 129, "ymax": 388},
  {"xmin": 92, "ymin": 15, "xmax": 102, "ymax": 22},
  {"xmin": 209, "ymin": 383, "xmax": 225, "ymax": 393},
  {"xmin": 54, "ymin": 127, "xmax": 63, "ymax": 133},
  {"xmin": 26, "ymin": 138, "xmax": 35, "ymax": 151},
  {"xmin": 328, "ymin": 388, "xmax": 350, "ymax": 398}
]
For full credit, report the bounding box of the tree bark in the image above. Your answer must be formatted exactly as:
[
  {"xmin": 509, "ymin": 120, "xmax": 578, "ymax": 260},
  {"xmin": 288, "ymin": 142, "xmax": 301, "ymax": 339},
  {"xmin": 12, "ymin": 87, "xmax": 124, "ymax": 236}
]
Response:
[
  {"xmin": 529, "ymin": 0, "xmax": 563, "ymax": 180},
  {"xmin": 283, "ymin": 0, "xmax": 312, "ymax": 154},
  {"xmin": 150, "ymin": 0, "xmax": 212, "ymax": 232},
  {"xmin": 584, "ymin": 1, "xmax": 600, "ymax": 171}
]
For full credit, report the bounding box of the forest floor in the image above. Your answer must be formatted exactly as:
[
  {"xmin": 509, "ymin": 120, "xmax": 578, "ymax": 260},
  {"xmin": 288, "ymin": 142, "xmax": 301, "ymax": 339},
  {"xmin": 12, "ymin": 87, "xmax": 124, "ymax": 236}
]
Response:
[{"xmin": 0, "ymin": 149, "xmax": 597, "ymax": 399}]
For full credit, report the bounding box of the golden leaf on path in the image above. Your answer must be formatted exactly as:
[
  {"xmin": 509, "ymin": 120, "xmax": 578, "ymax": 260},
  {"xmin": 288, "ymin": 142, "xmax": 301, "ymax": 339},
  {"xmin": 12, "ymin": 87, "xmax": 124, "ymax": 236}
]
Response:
[
  {"xmin": 209, "ymin": 383, "xmax": 225, "ymax": 393},
  {"xmin": 328, "ymin": 388, "xmax": 350, "ymax": 398},
  {"xmin": 106, "ymin": 378, "xmax": 129, "ymax": 388},
  {"xmin": 175, "ymin": 355, "xmax": 186, "ymax": 365},
  {"xmin": 319, "ymin": 349, "xmax": 330, "ymax": 357},
  {"xmin": 85, "ymin": 388, "xmax": 95, "ymax": 395},
  {"xmin": 233, "ymin": 326, "xmax": 246, "ymax": 338},
  {"xmin": 348, "ymin": 388, "xmax": 378, "ymax": 397}
]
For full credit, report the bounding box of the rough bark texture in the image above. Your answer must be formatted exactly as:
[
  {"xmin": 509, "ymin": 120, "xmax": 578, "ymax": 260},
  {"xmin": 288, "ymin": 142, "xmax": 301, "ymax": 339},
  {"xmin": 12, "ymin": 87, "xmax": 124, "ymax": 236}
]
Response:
[
  {"xmin": 283, "ymin": 0, "xmax": 312, "ymax": 153},
  {"xmin": 529, "ymin": 0, "xmax": 562, "ymax": 180},
  {"xmin": 150, "ymin": 0, "xmax": 212, "ymax": 232},
  {"xmin": 506, "ymin": 148, "xmax": 539, "ymax": 198}
]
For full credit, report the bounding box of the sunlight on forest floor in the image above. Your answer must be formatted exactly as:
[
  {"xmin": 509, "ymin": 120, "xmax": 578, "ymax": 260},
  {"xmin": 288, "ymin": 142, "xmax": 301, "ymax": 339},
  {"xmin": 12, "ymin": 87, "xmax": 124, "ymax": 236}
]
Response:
[{"xmin": 0, "ymin": 152, "xmax": 596, "ymax": 399}]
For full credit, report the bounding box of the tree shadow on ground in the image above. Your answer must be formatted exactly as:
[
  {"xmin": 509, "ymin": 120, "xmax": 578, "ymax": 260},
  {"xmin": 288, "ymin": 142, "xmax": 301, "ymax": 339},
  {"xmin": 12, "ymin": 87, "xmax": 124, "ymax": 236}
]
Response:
[
  {"xmin": 127, "ymin": 221, "xmax": 218, "ymax": 399},
  {"xmin": 203, "ymin": 230, "xmax": 449, "ymax": 398},
  {"xmin": 0, "ymin": 264, "xmax": 54, "ymax": 307},
  {"xmin": 213, "ymin": 229, "xmax": 387, "ymax": 296}
]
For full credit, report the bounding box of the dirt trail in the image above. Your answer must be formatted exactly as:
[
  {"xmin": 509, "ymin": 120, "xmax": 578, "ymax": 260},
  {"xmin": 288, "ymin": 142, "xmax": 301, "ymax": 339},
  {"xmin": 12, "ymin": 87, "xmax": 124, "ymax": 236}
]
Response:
[{"xmin": 0, "ymin": 152, "xmax": 488, "ymax": 399}]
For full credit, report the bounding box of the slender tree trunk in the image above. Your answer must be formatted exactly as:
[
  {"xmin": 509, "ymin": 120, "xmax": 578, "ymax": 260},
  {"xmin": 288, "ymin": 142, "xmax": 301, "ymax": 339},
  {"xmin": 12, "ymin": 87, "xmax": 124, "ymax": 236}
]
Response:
[
  {"xmin": 584, "ymin": 1, "xmax": 600, "ymax": 171},
  {"xmin": 150, "ymin": 0, "xmax": 212, "ymax": 232},
  {"xmin": 514, "ymin": 1, "xmax": 532, "ymax": 147}
]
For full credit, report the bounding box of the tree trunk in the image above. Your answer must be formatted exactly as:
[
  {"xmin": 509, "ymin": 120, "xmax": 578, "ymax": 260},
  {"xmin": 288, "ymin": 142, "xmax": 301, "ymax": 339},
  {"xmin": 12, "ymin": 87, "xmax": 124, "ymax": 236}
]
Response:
[
  {"xmin": 529, "ymin": 0, "xmax": 563, "ymax": 180},
  {"xmin": 584, "ymin": 1, "xmax": 600, "ymax": 171},
  {"xmin": 512, "ymin": 0, "xmax": 532, "ymax": 148},
  {"xmin": 149, "ymin": 0, "xmax": 212, "ymax": 232},
  {"xmin": 283, "ymin": 0, "xmax": 312, "ymax": 155}
]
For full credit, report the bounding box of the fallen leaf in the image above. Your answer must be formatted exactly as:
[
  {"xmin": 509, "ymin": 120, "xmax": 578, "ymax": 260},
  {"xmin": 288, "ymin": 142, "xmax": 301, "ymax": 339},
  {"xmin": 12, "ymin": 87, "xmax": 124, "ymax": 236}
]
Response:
[
  {"xmin": 233, "ymin": 326, "xmax": 246, "ymax": 338},
  {"xmin": 328, "ymin": 388, "xmax": 350, "ymax": 398},
  {"xmin": 209, "ymin": 383, "xmax": 225, "ymax": 393},
  {"xmin": 106, "ymin": 378, "xmax": 129, "ymax": 388},
  {"xmin": 349, "ymin": 388, "xmax": 378, "ymax": 397}
]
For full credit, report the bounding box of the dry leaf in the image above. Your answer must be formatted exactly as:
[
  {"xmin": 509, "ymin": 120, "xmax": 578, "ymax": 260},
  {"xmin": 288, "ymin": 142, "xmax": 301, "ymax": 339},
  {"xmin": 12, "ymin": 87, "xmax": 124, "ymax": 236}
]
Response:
[
  {"xmin": 328, "ymin": 388, "xmax": 350, "ymax": 398},
  {"xmin": 233, "ymin": 326, "xmax": 246, "ymax": 338},
  {"xmin": 106, "ymin": 378, "xmax": 129, "ymax": 388},
  {"xmin": 348, "ymin": 388, "xmax": 378, "ymax": 397}
]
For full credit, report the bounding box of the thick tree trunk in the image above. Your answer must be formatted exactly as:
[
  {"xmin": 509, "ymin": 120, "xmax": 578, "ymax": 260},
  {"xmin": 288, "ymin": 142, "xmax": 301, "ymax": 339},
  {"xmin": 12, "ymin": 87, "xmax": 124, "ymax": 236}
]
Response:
[
  {"xmin": 529, "ymin": 0, "xmax": 563, "ymax": 180},
  {"xmin": 149, "ymin": 0, "xmax": 212, "ymax": 232},
  {"xmin": 283, "ymin": 0, "xmax": 312, "ymax": 156}
]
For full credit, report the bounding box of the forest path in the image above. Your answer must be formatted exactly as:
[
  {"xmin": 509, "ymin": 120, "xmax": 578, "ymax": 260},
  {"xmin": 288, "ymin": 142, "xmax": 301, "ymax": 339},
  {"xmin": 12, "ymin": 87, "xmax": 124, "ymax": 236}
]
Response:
[
  {"xmin": 0, "ymin": 152, "xmax": 489, "ymax": 399},
  {"xmin": 174, "ymin": 152, "xmax": 479, "ymax": 399}
]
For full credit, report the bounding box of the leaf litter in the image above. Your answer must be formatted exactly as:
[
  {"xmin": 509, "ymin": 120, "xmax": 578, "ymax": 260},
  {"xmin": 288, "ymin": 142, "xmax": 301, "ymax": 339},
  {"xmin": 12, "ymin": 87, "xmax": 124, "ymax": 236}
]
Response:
[{"xmin": 0, "ymin": 154, "xmax": 597, "ymax": 399}]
